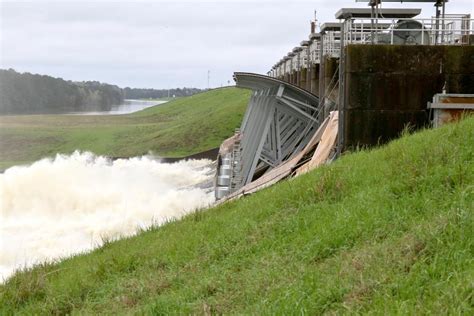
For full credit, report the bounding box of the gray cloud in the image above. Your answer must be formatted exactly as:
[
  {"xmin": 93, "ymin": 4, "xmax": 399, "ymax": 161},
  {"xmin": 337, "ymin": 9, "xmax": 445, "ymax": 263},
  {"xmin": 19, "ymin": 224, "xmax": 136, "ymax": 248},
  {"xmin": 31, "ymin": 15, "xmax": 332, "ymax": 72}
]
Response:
[{"xmin": 1, "ymin": 0, "xmax": 472, "ymax": 88}]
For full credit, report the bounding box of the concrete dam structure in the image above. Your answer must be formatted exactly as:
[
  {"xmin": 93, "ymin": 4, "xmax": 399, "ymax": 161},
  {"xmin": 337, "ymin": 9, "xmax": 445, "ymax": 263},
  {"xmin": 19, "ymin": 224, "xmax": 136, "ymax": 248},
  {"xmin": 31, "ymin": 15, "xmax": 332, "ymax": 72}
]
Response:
[{"xmin": 216, "ymin": 1, "xmax": 474, "ymax": 200}]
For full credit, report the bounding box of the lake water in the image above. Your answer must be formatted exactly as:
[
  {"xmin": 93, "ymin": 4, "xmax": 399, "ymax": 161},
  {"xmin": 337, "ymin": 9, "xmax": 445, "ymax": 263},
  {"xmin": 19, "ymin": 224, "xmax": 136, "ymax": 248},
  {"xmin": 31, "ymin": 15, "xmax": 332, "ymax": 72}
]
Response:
[{"xmin": 68, "ymin": 99, "xmax": 167, "ymax": 115}]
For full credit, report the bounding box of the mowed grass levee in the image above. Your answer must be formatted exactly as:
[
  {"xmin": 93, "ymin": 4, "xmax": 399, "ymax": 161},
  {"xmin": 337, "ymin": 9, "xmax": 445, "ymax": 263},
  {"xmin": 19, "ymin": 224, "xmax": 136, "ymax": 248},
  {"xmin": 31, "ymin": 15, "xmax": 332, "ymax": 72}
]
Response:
[
  {"xmin": 1, "ymin": 117, "xmax": 472, "ymax": 314},
  {"xmin": 0, "ymin": 87, "xmax": 251, "ymax": 170}
]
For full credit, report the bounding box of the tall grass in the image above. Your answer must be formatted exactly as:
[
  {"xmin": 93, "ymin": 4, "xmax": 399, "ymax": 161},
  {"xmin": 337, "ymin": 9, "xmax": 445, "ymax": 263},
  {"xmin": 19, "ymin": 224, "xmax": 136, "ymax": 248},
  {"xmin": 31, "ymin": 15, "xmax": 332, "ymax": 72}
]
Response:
[{"xmin": 1, "ymin": 117, "xmax": 472, "ymax": 314}]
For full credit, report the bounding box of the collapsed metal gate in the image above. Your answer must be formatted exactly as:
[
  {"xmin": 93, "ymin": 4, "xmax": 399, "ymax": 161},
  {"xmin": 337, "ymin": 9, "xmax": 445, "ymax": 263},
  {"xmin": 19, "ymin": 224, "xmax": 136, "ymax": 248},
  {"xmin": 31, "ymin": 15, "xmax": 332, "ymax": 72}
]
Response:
[{"xmin": 215, "ymin": 72, "xmax": 323, "ymax": 199}]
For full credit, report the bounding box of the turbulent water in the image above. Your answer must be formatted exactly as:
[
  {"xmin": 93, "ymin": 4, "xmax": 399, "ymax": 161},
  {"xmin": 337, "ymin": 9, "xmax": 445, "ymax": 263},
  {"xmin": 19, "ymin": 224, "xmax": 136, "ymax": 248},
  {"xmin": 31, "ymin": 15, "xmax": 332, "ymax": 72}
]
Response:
[{"xmin": 0, "ymin": 152, "xmax": 215, "ymax": 281}]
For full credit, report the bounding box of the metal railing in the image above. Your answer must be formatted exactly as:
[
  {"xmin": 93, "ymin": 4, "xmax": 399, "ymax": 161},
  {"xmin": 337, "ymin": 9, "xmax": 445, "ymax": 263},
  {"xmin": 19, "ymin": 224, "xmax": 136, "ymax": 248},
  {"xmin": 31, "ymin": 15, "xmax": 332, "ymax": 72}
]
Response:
[
  {"xmin": 309, "ymin": 41, "xmax": 321, "ymax": 64},
  {"xmin": 343, "ymin": 15, "xmax": 473, "ymax": 46},
  {"xmin": 323, "ymin": 32, "xmax": 341, "ymax": 58},
  {"xmin": 292, "ymin": 54, "xmax": 300, "ymax": 72},
  {"xmin": 285, "ymin": 59, "xmax": 292, "ymax": 74},
  {"xmin": 269, "ymin": 14, "xmax": 473, "ymax": 78},
  {"xmin": 308, "ymin": 34, "xmax": 340, "ymax": 65},
  {"xmin": 300, "ymin": 49, "xmax": 310, "ymax": 68}
]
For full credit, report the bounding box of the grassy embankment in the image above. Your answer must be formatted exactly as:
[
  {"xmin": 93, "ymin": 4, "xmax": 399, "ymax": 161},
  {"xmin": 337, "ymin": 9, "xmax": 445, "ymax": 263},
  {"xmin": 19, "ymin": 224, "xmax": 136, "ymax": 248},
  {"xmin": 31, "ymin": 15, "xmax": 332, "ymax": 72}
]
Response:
[
  {"xmin": 0, "ymin": 87, "xmax": 251, "ymax": 170},
  {"xmin": 1, "ymin": 117, "xmax": 472, "ymax": 314}
]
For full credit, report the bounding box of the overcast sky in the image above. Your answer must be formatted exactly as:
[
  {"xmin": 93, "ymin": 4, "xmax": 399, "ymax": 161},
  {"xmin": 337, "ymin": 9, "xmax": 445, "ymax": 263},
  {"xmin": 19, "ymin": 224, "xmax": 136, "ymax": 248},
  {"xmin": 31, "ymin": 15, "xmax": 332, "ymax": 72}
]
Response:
[{"xmin": 1, "ymin": 0, "xmax": 472, "ymax": 89}]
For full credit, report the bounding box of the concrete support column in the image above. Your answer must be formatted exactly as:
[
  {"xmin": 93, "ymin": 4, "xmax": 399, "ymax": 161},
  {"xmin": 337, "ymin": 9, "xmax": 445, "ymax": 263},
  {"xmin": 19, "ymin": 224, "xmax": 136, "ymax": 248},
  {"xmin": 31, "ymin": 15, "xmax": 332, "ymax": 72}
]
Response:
[
  {"xmin": 306, "ymin": 64, "xmax": 312, "ymax": 92},
  {"xmin": 311, "ymin": 64, "xmax": 319, "ymax": 96},
  {"xmin": 300, "ymin": 68, "xmax": 307, "ymax": 90},
  {"xmin": 318, "ymin": 59, "xmax": 326, "ymax": 114},
  {"xmin": 319, "ymin": 56, "xmax": 339, "ymax": 117},
  {"xmin": 341, "ymin": 45, "xmax": 474, "ymax": 150}
]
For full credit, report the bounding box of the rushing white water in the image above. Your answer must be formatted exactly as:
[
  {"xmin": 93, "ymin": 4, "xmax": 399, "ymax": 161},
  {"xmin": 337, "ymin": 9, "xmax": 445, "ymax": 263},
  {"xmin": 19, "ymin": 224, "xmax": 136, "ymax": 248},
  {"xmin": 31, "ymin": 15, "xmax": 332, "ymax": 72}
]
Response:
[{"xmin": 0, "ymin": 152, "xmax": 215, "ymax": 281}]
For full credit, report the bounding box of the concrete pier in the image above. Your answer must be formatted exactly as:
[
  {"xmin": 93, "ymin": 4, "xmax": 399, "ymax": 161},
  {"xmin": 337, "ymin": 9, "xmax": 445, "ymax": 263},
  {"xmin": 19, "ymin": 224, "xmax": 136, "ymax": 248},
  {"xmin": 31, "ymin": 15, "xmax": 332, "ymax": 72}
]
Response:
[
  {"xmin": 340, "ymin": 45, "xmax": 474, "ymax": 150},
  {"xmin": 268, "ymin": 8, "xmax": 474, "ymax": 154}
]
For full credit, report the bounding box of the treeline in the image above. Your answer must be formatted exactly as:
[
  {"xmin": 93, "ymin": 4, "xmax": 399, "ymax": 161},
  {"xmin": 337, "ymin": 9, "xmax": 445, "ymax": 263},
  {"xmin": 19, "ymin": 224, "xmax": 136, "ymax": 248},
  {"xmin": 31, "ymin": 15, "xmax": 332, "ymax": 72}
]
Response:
[
  {"xmin": 0, "ymin": 69, "xmax": 203, "ymax": 115},
  {"xmin": 0, "ymin": 69, "xmax": 124, "ymax": 114},
  {"xmin": 123, "ymin": 87, "xmax": 202, "ymax": 99}
]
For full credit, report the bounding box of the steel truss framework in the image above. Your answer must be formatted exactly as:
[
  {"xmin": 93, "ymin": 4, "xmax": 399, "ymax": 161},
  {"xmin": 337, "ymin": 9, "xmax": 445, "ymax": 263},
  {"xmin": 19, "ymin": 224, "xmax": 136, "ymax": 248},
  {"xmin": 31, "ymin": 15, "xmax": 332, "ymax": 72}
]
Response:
[{"xmin": 216, "ymin": 73, "xmax": 322, "ymax": 198}]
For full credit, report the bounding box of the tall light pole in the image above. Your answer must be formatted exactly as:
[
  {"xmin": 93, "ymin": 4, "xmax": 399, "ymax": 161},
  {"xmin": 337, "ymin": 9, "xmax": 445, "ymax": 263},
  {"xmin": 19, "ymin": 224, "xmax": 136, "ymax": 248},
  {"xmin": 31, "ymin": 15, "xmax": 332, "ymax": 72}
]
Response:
[{"xmin": 207, "ymin": 70, "xmax": 210, "ymax": 90}]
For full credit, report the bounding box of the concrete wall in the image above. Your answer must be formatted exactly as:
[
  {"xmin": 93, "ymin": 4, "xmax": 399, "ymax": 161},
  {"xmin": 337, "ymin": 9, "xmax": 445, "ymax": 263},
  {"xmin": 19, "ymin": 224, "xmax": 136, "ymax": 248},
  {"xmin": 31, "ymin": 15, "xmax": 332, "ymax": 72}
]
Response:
[
  {"xmin": 309, "ymin": 64, "xmax": 318, "ymax": 95},
  {"xmin": 323, "ymin": 57, "xmax": 339, "ymax": 103},
  {"xmin": 299, "ymin": 68, "xmax": 307, "ymax": 90},
  {"xmin": 342, "ymin": 45, "xmax": 474, "ymax": 150}
]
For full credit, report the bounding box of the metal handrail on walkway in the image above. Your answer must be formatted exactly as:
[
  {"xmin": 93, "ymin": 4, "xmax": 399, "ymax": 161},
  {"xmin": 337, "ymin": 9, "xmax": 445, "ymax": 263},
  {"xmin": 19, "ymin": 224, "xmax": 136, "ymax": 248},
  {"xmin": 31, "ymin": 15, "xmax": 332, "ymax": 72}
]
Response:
[{"xmin": 343, "ymin": 16, "xmax": 473, "ymax": 45}]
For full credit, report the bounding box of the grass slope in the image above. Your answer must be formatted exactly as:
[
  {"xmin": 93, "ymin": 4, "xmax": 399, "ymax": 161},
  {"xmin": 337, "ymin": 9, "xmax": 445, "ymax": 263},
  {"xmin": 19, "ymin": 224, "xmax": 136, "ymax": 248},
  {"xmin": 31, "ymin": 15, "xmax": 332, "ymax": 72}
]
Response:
[
  {"xmin": 1, "ymin": 117, "xmax": 473, "ymax": 314},
  {"xmin": 0, "ymin": 87, "xmax": 250, "ymax": 170}
]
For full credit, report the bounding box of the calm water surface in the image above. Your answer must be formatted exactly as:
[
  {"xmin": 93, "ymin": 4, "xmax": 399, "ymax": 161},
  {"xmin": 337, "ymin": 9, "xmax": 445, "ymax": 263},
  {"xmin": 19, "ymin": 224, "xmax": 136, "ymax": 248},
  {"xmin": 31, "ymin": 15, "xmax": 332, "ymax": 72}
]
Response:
[{"xmin": 68, "ymin": 99, "xmax": 167, "ymax": 115}]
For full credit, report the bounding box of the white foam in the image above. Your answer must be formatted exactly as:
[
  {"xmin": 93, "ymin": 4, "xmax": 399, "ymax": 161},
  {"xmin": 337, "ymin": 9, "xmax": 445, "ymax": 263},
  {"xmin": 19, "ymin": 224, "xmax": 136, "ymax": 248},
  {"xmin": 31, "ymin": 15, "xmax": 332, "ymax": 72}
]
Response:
[{"xmin": 0, "ymin": 151, "xmax": 215, "ymax": 281}]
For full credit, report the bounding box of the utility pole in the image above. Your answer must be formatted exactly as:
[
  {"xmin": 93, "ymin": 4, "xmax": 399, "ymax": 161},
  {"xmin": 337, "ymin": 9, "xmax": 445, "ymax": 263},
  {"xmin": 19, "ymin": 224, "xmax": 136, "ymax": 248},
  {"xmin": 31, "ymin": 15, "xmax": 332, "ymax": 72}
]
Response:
[{"xmin": 207, "ymin": 70, "xmax": 210, "ymax": 90}]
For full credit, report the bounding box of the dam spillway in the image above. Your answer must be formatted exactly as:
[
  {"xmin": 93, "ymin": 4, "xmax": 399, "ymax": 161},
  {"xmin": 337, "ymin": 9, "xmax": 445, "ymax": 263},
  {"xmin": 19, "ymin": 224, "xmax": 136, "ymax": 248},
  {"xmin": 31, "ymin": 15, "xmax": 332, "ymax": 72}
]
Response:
[
  {"xmin": 215, "ymin": 73, "xmax": 324, "ymax": 199},
  {"xmin": 216, "ymin": 2, "xmax": 474, "ymax": 200}
]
